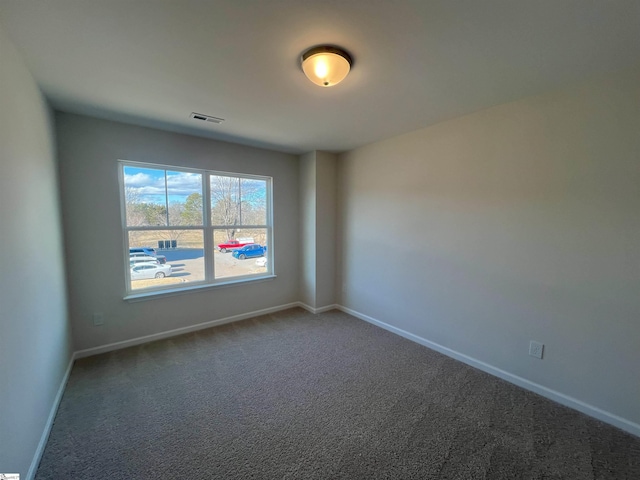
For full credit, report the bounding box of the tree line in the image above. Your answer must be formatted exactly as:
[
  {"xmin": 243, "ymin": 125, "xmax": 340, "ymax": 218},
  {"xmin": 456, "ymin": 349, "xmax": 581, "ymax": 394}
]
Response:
[{"xmin": 126, "ymin": 177, "xmax": 267, "ymax": 244}]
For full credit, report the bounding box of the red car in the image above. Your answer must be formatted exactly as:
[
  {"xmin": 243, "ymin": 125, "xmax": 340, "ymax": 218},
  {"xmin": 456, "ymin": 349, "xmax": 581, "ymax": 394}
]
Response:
[{"xmin": 217, "ymin": 238, "xmax": 254, "ymax": 253}]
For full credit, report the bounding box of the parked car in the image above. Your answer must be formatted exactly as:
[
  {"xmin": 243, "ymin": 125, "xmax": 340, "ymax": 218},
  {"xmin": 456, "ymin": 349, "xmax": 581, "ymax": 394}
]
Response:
[
  {"xmin": 232, "ymin": 244, "xmax": 266, "ymax": 260},
  {"xmin": 130, "ymin": 262, "xmax": 172, "ymax": 280},
  {"xmin": 130, "ymin": 254, "xmax": 160, "ymax": 266},
  {"xmin": 130, "ymin": 246, "xmax": 157, "ymax": 256},
  {"xmin": 218, "ymin": 237, "xmax": 254, "ymax": 253},
  {"xmin": 255, "ymin": 257, "xmax": 267, "ymax": 267},
  {"xmin": 129, "ymin": 247, "xmax": 166, "ymax": 264}
]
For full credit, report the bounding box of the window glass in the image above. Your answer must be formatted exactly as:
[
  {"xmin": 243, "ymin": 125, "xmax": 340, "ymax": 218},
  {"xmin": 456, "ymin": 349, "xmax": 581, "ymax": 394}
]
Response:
[
  {"xmin": 210, "ymin": 175, "xmax": 240, "ymax": 226},
  {"xmin": 240, "ymin": 178, "xmax": 267, "ymax": 225},
  {"xmin": 121, "ymin": 161, "xmax": 272, "ymax": 295},
  {"xmin": 166, "ymin": 170, "xmax": 203, "ymax": 226},
  {"xmin": 128, "ymin": 230, "xmax": 205, "ymax": 291},
  {"xmin": 210, "ymin": 176, "xmax": 267, "ymax": 226},
  {"xmin": 214, "ymin": 228, "xmax": 268, "ymax": 280},
  {"xmin": 123, "ymin": 166, "xmax": 168, "ymax": 227}
]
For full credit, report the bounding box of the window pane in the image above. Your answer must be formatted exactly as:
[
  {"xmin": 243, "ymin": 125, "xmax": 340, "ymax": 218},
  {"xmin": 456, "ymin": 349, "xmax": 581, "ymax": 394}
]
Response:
[
  {"xmin": 214, "ymin": 228, "xmax": 268, "ymax": 280},
  {"xmin": 210, "ymin": 175, "xmax": 240, "ymax": 226},
  {"xmin": 129, "ymin": 230, "xmax": 204, "ymax": 291},
  {"xmin": 123, "ymin": 166, "xmax": 168, "ymax": 227},
  {"xmin": 240, "ymin": 178, "xmax": 267, "ymax": 225},
  {"xmin": 166, "ymin": 171, "xmax": 203, "ymax": 226},
  {"xmin": 121, "ymin": 161, "xmax": 272, "ymax": 295}
]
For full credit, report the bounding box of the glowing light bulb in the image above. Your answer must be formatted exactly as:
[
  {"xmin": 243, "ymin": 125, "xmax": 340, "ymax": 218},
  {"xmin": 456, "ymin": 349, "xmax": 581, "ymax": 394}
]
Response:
[{"xmin": 314, "ymin": 60, "xmax": 328, "ymax": 79}]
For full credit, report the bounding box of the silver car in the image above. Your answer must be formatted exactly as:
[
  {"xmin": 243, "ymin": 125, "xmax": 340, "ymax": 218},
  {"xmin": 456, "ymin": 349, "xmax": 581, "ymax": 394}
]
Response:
[
  {"xmin": 130, "ymin": 262, "xmax": 172, "ymax": 280},
  {"xmin": 130, "ymin": 254, "xmax": 160, "ymax": 266}
]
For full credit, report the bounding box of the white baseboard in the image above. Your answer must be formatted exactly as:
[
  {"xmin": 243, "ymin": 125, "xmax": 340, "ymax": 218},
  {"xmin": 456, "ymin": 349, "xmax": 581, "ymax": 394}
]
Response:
[
  {"xmin": 27, "ymin": 353, "xmax": 75, "ymax": 480},
  {"xmin": 336, "ymin": 305, "xmax": 640, "ymax": 438},
  {"xmin": 297, "ymin": 302, "xmax": 339, "ymax": 314},
  {"xmin": 74, "ymin": 302, "xmax": 300, "ymax": 359}
]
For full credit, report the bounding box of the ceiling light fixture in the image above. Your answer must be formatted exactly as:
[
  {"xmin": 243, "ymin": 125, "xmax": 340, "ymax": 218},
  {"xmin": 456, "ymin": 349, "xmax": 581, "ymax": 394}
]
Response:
[{"xmin": 301, "ymin": 46, "xmax": 352, "ymax": 87}]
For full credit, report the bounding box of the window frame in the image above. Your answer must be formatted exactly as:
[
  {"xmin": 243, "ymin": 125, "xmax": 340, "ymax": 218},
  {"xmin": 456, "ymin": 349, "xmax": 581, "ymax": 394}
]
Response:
[{"xmin": 119, "ymin": 160, "xmax": 274, "ymax": 299}]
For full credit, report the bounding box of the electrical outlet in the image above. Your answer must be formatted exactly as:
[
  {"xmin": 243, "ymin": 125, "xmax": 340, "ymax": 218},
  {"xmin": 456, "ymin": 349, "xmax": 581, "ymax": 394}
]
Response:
[
  {"xmin": 529, "ymin": 340, "xmax": 544, "ymax": 359},
  {"xmin": 93, "ymin": 312, "xmax": 105, "ymax": 326}
]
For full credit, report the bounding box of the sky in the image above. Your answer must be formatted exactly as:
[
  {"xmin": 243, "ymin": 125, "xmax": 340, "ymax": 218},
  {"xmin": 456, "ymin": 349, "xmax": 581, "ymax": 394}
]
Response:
[
  {"xmin": 124, "ymin": 166, "xmax": 267, "ymax": 206},
  {"xmin": 124, "ymin": 166, "xmax": 201, "ymax": 204}
]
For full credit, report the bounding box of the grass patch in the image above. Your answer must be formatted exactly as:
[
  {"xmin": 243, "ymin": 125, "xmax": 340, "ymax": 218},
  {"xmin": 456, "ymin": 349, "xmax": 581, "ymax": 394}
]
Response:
[{"xmin": 131, "ymin": 277, "xmax": 185, "ymax": 290}]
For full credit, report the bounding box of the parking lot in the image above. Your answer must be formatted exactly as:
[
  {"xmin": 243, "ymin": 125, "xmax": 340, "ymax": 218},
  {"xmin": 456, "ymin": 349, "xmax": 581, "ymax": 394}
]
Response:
[{"xmin": 131, "ymin": 248, "xmax": 267, "ymax": 289}]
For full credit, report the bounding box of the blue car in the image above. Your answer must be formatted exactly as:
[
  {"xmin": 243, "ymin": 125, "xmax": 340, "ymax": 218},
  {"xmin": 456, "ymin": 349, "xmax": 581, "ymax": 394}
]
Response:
[{"xmin": 232, "ymin": 244, "xmax": 267, "ymax": 260}]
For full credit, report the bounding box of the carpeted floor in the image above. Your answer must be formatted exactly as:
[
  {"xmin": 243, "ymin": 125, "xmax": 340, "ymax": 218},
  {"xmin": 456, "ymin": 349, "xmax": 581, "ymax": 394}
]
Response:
[{"xmin": 36, "ymin": 308, "xmax": 640, "ymax": 479}]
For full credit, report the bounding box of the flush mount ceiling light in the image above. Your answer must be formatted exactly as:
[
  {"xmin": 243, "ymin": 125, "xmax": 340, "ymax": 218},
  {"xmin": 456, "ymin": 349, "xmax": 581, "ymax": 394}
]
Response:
[{"xmin": 301, "ymin": 46, "xmax": 352, "ymax": 87}]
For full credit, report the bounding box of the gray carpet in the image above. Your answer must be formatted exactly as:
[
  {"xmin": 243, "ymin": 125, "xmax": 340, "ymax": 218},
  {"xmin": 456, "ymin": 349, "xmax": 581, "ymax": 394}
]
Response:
[{"xmin": 37, "ymin": 308, "xmax": 640, "ymax": 479}]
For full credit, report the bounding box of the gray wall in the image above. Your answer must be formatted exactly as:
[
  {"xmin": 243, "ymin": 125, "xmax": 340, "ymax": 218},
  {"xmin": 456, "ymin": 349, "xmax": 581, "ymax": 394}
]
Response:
[
  {"xmin": 314, "ymin": 151, "xmax": 337, "ymax": 308},
  {"xmin": 299, "ymin": 151, "xmax": 317, "ymax": 307},
  {"xmin": 0, "ymin": 28, "xmax": 72, "ymax": 478},
  {"xmin": 338, "ymin": 67, "xmax": 640, "ymax": 428},
  {"xmin": 56, "ymin": 113, "xmax": 299, "ymax": 351},
  {"xmin": 298, "ymin": 151, "xmax": 337, "ymax": 309}
]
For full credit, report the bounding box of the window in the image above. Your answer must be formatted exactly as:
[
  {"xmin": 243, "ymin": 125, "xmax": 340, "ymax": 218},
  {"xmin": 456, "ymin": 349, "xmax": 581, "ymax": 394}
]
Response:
[{"xmin": 119, "ymin": 160, "xmax": 273, "ymax": 296}]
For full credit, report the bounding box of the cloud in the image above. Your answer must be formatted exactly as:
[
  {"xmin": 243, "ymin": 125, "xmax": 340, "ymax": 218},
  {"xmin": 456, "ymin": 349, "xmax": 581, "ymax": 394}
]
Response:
[
  {"xmin": 124, "ymin": 170, "xmax": 202, "ymax": 203},
  {"xmin": 125, "ymin": 172, "xmax": 160, "ymax": 187},
  {"xmin": 166, "ymin": 172, "xmax": 202, "ymax": 196}
]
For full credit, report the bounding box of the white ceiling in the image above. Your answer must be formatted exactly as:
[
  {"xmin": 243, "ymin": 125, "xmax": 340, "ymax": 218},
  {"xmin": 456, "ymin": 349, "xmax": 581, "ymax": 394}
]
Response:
[{"xmin": 1, "ymin": 0, "xmax": 639, "ymax": 154}]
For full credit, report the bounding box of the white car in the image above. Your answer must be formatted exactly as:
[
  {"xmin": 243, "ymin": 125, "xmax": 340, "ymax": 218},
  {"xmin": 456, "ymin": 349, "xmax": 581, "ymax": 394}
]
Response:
[
  {"xmin": 130, "ymin": 254, "xmax": 160, "ymax": 266},
  {"xmin": 255, "ymin": 257, "xmax": 267, "ymax": 267},
  {"xmin": 130, "ymin": 262, "xmax": 172, "ymax": 280}
]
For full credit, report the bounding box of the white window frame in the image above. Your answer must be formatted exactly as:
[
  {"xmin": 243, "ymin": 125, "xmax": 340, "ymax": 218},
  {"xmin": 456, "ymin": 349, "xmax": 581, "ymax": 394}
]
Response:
[{"xmin": 119, "ymin": 160, "xmax": 274, "ymax": 299}]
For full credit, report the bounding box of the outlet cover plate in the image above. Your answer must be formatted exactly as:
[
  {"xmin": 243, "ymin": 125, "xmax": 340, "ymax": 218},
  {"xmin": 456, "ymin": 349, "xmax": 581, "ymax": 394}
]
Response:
[
  {"xmin": 93, "ymin": 312, "xmax": 104, "ymax": 326},
  {"xmin": 529, "ymin": 340, "xmax": 544, "ymax": 359}
]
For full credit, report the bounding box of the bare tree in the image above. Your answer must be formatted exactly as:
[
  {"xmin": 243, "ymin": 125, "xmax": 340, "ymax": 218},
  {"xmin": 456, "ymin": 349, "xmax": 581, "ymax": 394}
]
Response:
[
  {"xmin": 125, "ymin": 186, "xmax": 145, "ymax": 226},
  {"xmin": 210, "ymin": 176, "xmax": 267, "ymax": 240},
  {"xmin": 211, "ymin": 176, "xmax": 241, "ymax": 239}
]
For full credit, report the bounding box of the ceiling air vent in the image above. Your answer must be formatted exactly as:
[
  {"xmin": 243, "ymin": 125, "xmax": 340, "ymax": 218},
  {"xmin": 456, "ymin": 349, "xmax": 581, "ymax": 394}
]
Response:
[{"xmin": 190, "ymin": 112, "xmax": 225, "ymax": 124}]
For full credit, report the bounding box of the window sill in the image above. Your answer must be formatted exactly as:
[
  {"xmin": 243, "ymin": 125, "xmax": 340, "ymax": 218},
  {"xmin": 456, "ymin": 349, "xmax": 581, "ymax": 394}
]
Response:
[{"xmin": 124, "ymin": 274, "xmax": 277, "ymax": 303}]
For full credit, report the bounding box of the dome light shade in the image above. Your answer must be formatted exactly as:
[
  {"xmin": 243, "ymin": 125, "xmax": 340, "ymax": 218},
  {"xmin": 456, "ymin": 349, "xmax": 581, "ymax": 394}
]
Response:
[{"xmin": 301, "ymin": 46, "xmax": 352, "ymax": 87}]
